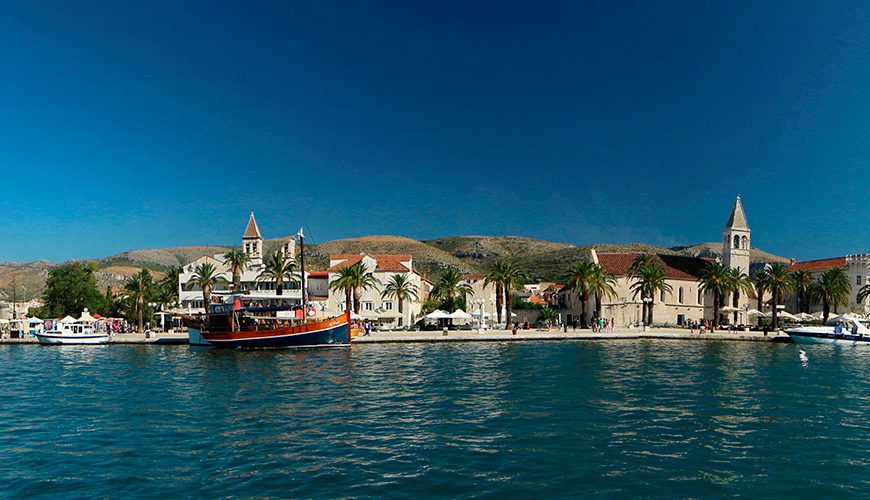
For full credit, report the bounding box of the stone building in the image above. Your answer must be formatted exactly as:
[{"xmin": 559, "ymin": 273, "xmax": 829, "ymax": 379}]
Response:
[{"xmin": 785, "ymin": 254, "xmax": 870, "ymax": 315}]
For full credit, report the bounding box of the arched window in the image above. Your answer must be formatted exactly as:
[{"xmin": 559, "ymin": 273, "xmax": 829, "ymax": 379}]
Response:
[
  {"xmin": 678, "ymin": 287, "xmax": 684, "ymax": 304},
  {"xmin": 742, "ymin": 236, "xmax": 748, "ymax": 249},
  {"xmin": 733, "ymin": 235, "xmax": 740, "ymax": 249},
  {"xmin": 697, "ymin": 289, "xmax": 702, "ymax": 304}
]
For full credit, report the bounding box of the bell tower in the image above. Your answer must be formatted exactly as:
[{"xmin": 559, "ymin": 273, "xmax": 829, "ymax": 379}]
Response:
[
  {"xmin": 722, "ymin": 195, "xmax": 751, "ymax": 274},
  {"xmin": 242, "ymin": 212, "xmax": 264, "ymax": 267}
]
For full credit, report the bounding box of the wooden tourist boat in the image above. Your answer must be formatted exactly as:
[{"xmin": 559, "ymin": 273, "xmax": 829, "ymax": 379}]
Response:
[{"xmin": 198, "ymin": 305, "xmax": 350, "ymax": 349}]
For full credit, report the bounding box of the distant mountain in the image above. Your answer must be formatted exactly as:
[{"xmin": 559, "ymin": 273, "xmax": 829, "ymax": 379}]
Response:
[{"xmin": 0, "ymin": 236, "xmax": 790, "ymax": 300}]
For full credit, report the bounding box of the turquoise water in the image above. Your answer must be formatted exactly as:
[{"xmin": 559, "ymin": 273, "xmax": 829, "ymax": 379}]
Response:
[{"xmin": 1, "ymin": 341, "xmax": 868, "ymax": 498}]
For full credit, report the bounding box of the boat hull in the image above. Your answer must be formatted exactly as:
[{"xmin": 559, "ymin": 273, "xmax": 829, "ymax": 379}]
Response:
[
  {"xmin": 786, "ymin": 330, "xmax": 870, "ymax": 346},
  {"xmin": 187, "ymin": 327, "xmax": 211, "ymax": 346},
  {"xmin": 201, "ymin": 312, "xmax": 351, "ymax": 349},
  {"xmin": 35, "ymin": 333, "xmax": 109, "ymax": 345}
]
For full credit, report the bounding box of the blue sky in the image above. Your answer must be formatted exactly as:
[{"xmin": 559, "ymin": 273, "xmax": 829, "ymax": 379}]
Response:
[{"xmin": 1, "ymin": 1, "xmax": 868, "ymax": 263}]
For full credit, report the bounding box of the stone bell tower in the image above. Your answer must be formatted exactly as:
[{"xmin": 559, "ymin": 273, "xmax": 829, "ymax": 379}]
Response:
[
  {"xmin": 722, "ymin": 195, "xmax": 751, "ymax": 275},
  {"xmin": 242, "ymin": 212, "xmax": 263, "ymax": 267}
]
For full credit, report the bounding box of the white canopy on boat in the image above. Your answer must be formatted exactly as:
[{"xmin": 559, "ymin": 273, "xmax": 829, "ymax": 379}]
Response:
[
  {"xmin": 60, "ymin": 315, "xmax": 77, "ymax": 323},
  {"xmin": 448, "ymin": 309, "xmax": 473, "ymax": 320},
  {"xmin": 26, "ymin": 317, "xmax": 43, "ymax": 324},
  {"xmin": 425, "ymin": 310, "xmax": 450, "ymax": 320}
]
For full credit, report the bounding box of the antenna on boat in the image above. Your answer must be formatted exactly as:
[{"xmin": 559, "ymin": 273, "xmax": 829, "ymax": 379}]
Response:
[{"xmin": 298, "ymin": 227, "xmax": 307, "ymax": 313}]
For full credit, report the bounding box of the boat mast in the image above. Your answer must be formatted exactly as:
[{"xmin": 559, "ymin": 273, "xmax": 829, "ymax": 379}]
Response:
[{"xmin": 298, "ymin": 227, "xmax": 307, "ymax": 312}]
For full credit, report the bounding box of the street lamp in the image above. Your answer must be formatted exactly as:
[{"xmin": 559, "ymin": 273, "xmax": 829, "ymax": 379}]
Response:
[
  {"xmin": 642, "ymin": 297, "xmax": 652, "ymax": 330},
  {"xmin": 474, "ymin": 298, "xmax": 486, "ymax": 333}
]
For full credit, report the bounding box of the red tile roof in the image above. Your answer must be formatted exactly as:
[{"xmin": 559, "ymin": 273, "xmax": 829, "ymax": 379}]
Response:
[
  {"xmin": 327, "ymin": 254, "xmax": 411, "ymax": 272},
  {"xmin": 787, "ymin": 257, "xmax": 846, "ymax": 272},
  {"xmin": 308, "ymin": 271, "xmax": 328, "ymax": 278},
  {"xmin": 242, "ymin": 212, "xmax": 262, "ymax": 239},
  {"xmin": 462, "ymin": 274, "xmax": 486, "ymax": 280},
  {"xmin": 597, "ymin": 253, "xmax": 713, "ymax": 280}
]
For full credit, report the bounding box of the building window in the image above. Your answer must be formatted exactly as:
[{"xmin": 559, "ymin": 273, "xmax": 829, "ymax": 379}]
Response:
[
  {"xmin": 364, "ymin": 302, "xmax": 374, "ymax": 311},
  {"xmin": 858, "ymin": 275, "xmax": 863, "ymax": 286},
  {"xmin": 698, "ymin": 289, "xmax": 702, "ymax": 304},
  {"xmin": 733, "ymin": 235, "xmax": 740, "ymax": 249},
  {"xmin": 742, "ymin": 236, "xmax": 748, "ymax": 249},
  {"xmin": 678, "ymin": 287, "xmax": 684, "ymax": 304},
  {"xmin": 660, "ymin": 290, "xmax": 666, "ymax": 302},
  {"xmin": 384, "ymin": 302, "xmax": 393, "ymax": 311}
]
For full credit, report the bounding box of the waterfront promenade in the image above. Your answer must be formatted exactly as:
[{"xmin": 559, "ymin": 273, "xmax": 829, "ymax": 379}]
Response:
[
  {"xmin": 0, "ymin": 328, "xmax": 789, "ymax": 345},
  {"xmin": 353, "ymin": 328, "xmax": 789, "ymax": 343}
]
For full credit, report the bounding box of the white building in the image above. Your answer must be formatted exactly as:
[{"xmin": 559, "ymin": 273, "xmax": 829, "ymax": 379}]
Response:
[
  {"xmin": 785, "ymin": 254, "xmax": 870, "ymax": 315},
  {"xmin": 178, "ymin": 213, "xmax": 303, "ymax": 311},
  {"xmin": 326, "ymin": 254, "xmax": 429, "ymax": 327}
]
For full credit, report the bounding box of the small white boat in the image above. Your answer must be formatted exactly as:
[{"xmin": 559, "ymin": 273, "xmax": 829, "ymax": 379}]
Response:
[
  {"xmin": 35, "ymin": 320, "xmax": 109, "ymax": 345},
  {"xmin": 785, "ymin": 318, "xmax": 870, "ymax": 346}
]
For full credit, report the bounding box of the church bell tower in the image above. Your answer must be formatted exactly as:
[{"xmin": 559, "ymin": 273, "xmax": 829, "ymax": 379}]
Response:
[
  {"xmin": 722, "ymin": 195, "xmax": 751, "ymax": 275},
  {"xmin": 242, "ymin": 212, "xmax": 264, "ymax": 267}
]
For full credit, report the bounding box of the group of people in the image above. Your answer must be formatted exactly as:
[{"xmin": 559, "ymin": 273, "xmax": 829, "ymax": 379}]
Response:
[
  {"xmin": 687, "ymin": 319, "xmax": 714, "ymax": 334},
  {"xmin": 590, "ymin": 317, "xmax": 615, "ymax": 333}
]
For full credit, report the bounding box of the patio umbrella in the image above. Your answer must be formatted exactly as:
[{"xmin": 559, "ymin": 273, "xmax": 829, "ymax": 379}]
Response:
[
  {"xmin": 746, "ymin": 309, "xmax": 767, "ymax": 318},
  {"xmin": 425, "ymin": 310, "xmax": 450, "ymax": 320},
  {"xmin": 777, "ymin": 311, "xmax": 800, "ymax": 321},
  {"xmin": 448, "ymin": 309, "xmax": 473, "ymax": 320},
  {"xmin": 795, "ymin": 312, "xmax": 816, "ymax": 322},
  {"xmin": 719, "ymin": 306, "xmax": 740, "ymax": 313}
]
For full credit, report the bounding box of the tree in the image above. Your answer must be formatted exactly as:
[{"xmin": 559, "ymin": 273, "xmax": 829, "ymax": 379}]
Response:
[
  {"xmin": 381, "ymin": 274, "xmax": 419, "ymax": 326},
  {"xmin": 257, "ymin": 251, "xmax": 298, "ymax": 296},
  {"xmin": 431, "ymin": 268, "xmax": 474, "ymax": 313},
  {"xmin": 480, "ymin": 262, "xmax": 527, "ymax": 325},
  {"xmin": 123, "ymin": 269, "xmax": 153, "ymax": 333},
  {"xmin": 790, "ymin": 270, "xmax": 813, "ymax": 314},
  {"xmin": 700, "ymin": 261, "xmax": 730, "ymax": 327},
  {"xmin": 757, "ymin": 263, "xmax": 793, "ymax": 330},
  {"xmin": 726, "ymin": 267, "xmax": 754, "ymax": 324},
  {"xmin": 484, "ymin": 263, "xmax": 508, "ymax": 325},
  {"xmin": 538, "ymin": 306, "xmax": 559, "ymax": 325},
  {"xmin": 563, "ymin": 262, "xmax": 595, "ymax": 328},
  {"xmin": 858, "ymin": 282, "xmax": 870, "ymax": 305},
  {"xmin": 590, "ymin": 264, "xmax": 618, "ymax": 319},
  {"xmin": 628, "ymin": 254, "xmax": 672, "ymax": 327},
  {"xmin": 39, "ymin": 263, "xmax": 108, "ymax": 318},
  {"xmin": 224, "ymin": 249, "xmax": 251, "ymax": 293},
  {"xmin": 187, "ymin": 262, "xmax": 228, "ymax": 310},
  {"xmin": 751, "ymin": 267, "xmax": 769, "ymax": 312},
  {"xmin": 159, "ymin": 266, "xmax": 182, "ymax": 305},
  {"xmin": 808, "ymin": 267, "xmax": 851, "ymax": 324},
  {"xmin": 329, "ymin": 262, "xmax": 380, "ymax": 314}
]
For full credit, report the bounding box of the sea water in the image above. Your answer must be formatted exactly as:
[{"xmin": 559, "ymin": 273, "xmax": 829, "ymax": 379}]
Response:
[{"xmin": 0, "ymin": 341, "xmax": 868, "ymax": 498}]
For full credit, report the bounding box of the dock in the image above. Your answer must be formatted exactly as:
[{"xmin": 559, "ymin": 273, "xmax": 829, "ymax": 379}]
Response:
[{"xmin": 352, "ymin": 328, "xmax": 791, "ymax": 343}]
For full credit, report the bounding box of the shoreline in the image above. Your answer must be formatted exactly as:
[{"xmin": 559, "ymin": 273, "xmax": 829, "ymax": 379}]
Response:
[{"xmin": 0, "ymin": 329, "xmax": 792, "ymax": 345}]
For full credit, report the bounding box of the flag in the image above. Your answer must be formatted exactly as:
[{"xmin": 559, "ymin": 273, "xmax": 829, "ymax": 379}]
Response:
[{"xmin": 297, "ymin": 227, "xmax": 305, "ymax": 239}]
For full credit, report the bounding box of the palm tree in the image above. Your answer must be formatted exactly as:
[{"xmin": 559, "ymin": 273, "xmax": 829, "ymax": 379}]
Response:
[
  {"xmin": 751, "ymin": 267, "xmax": 769, "ymax": 312},
  {"xmin": 224, "ymin": 248, "xmax": 251, "ymax": 293},
  {"xmin": 159, "ymin": 266, "xmax": 182, "ymax": 304},
  {"xmin": 124, "ymin": 269, "xmax": 153, "ymax": 333},
  {"xmin": 257, "ymin": 251, "xmax": 298, "ymax": 296},
  {"xmin": 187, "ymin": 262, "xmax": 228, "ymax": 310},
  {"xmin": 484, "ymin": 263, "xmax": 508, "ymax": 325},
  {"xmin": 590, "ymin": 264, "xmax": 618, "ymax": 319},
  {"xmin": 699, "ymin": 261, "xmax": 730, "ymax": 328},
  {"xmin": 499, "ymin": 263, "xmax": 528, "ymax": 326},
  {"xmin": 790, "ymin": 270, "xmax": 813, "ymax": 314},
  {"xmin": 808, "ymin": 267, "xmax": 851, "ymax": 324},
  {"xmin": 330, "ymin": 266, "xmax": 356, "ymax": 312},
  {"xmin": 431, "ymin": 268, "xmax": 474, "ymax": 313},
  {"xmin": 628, "ymin": 254, "xmax": 672, "ymax": 327},
  {"xmin": 563, "ymin": 262, "xmax": 595, "ymax": 328},
  {"xmin": 381, "ymin": 274, "xmax": 419, "ymax": 326},
  {"xmin": 758, "ymin": 263, "xmax": 793, "ymax": 330},
  {"xmin": 858, "ymin": 283, "xmax": 870, "ymax": 305},
  {"xmin": 330, "ymin": 262, "xmax": 380, "ymax": 314},
  {"xmin": 726, "ymin": 267, "xmax": 754, "ymax": 325}
]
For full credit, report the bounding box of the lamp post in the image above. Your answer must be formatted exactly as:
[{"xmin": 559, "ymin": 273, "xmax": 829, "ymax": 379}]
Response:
[
  {"xmin": 642, "ymin": 297, "xmax": 652, "ymax": 331},
  {"xmin": 475, "ymin": 298, "xmax": 485, "ymax": 333}
]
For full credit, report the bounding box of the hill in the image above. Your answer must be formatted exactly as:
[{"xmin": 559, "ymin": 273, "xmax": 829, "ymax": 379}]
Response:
[{"xmin": 0, "ymin": 236, "xmax": 791, "ymax": 300}]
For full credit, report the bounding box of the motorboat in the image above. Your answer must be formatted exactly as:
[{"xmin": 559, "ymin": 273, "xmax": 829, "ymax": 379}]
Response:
[
  {"xmin": 35, "ymin": 320, "xmax": 109, "ymax": 345},
  {"xmin": 785, "ymin": 318, "xmax": 870, "ymax": 346}
]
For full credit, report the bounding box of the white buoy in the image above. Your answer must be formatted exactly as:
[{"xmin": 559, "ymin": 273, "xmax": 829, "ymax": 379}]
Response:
[{"xmin": 799, "ymin": 349, "xmax": 809, "ymax": 364}]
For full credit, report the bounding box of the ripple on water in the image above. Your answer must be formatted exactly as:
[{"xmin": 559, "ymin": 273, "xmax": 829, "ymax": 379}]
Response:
[{"xmin": 0, "ymin": 341, "xmax": 869, "ymax": 497}]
